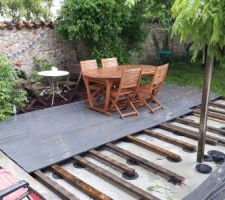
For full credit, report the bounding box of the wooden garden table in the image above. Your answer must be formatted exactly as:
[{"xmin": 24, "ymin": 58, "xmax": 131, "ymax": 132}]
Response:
[{"xmin": 84, "ymin": 65, "xmax": 156, "ymax": 115}]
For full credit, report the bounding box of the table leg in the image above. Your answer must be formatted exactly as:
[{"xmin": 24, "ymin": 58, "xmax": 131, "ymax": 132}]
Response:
[
  {"xmin": 84, "ymin": 77, "xmax": 94, "ymax": 107},
  {"xmin": 104, "ymin": 80, "xmax": 112, "ymax": 113},
  {"xmin": 51, "ymin": 78, "xmax": 55, "ymax": 106},
  {"xmin": 56, "ymin": 81, "xmax": 67, "ymax": 101}
]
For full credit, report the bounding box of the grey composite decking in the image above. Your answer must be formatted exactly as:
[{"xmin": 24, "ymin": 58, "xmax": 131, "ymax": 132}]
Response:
[{"xmin": 0, "ymin": 84, "xmax": 219, "ymax": 172}]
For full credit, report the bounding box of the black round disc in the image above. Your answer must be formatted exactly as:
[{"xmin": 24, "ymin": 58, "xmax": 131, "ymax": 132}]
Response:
[
  {"xmin": 126, "ymin": 158, "xmax": 139, "ymax": 165},
  {"xmin": 196, "ymin": 164, "xmax": 212, "ymax": 174},
  {"xmin": 52, "ymin": 172, "xmax": 61, "ymax": 179},
  {"xmin": 122, "ymin": 172, "xmax": 139, "ymax": 180},
  {"xmin": 73, "ymin": 161, "xmax": 85, "ymax": 169},
  {"xmin": 208, "ymin": 150, "xmax": 225, "ymax": 163}
]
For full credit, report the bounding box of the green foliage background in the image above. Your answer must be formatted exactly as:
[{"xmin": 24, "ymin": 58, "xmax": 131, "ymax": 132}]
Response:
[
  {"xmin": 0, "ymin": 54, "xmax": 27, "ymax": 120},
  {"xmin": 0, "ymin": 0, "xmax": 52, "ymax": 20},
  {"xmin": 56, "ymin": 0, "xmax": 148, "ymax": 63},
  {"xmin": 172, "ymin": 0, "xmax": 225, "ymax": 61}
]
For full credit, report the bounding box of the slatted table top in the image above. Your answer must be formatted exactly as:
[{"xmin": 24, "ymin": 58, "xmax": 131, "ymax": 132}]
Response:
[
  {"xmin": 0, "ymin": 84, "xmax": 219, "ymax": 172},
  {"xmin": 85, "ymin": 65, "xmax": 156, "ymax": 79}
]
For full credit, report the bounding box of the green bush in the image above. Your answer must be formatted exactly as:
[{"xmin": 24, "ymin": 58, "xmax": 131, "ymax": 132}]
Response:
[
  {"xmin": 31, "ymin": 57, "xmax": 52, "ymax": 84},
  {"xmin": 56, "ymin": 0, "xmax": 148, "ymax": 63},
  {"xmin": 0, "ymin": 54, "xmax": 27, "ymax": 120}
]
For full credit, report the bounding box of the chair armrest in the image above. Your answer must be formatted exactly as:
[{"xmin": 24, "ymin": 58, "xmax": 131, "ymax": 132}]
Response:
[{"xmin": 0, "ymin": 180, "xmax": 29, "ymax": 199}]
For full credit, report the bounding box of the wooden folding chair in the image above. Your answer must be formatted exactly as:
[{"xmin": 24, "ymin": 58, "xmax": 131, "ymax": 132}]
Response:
[
  {"xmin": 58, "ymin": 64, "xmax": 82, "ymax": 101},
  {"xmin": 101, "ymin": 57, "xmax": 118, "ymax": 68},
  {"xmin": 138, "ymin": 63, "xmax": 169, "ymax": 113},
  {"xmin": 16, "ymin": 69, "xmax": 47, "ymax": 110},
  {"xmin": 80, "ymin": 59, "xmax": 106, "ymax": 107},
  {"xmin": 109, "ymin": 67, "xmax": 142, "ymax": 119}
]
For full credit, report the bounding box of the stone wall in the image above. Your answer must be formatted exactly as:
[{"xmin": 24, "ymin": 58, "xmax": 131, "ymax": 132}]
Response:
[
  {"xmin": 131, "ymin": 23, "xmax": 187, "ymax": 64},
  {"xmin": 0, "ymin": 23, "xmax": 187, "ymax": 75},
  {"xmin": 0, "ymin": 27, "xmax": 88, "ymax": 75}
]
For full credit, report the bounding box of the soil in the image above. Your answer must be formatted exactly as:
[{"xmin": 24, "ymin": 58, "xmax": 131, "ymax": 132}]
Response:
[{"xmin": 22, "ymin": 85, "xmax": 87, "ymax": 113}]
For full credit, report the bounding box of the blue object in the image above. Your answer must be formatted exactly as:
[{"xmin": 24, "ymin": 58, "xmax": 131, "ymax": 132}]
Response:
[
  {"xmin": 208, "ymin": 150, "xmax": 225, "ymax": 163},
  {"xmin": 196, "ymin": 164, "xmax": 212, "ymax": 174}
]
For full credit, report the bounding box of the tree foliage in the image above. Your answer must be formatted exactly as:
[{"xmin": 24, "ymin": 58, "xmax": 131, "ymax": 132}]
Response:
[
  {"xmin": 172, "ymin": 0, "xmax": 225, "ymax": 61},
  {"xmin": 145, "ymin": 0, "xmax": 173, "ymax": 31},
  {"xmin": 56, "ymin": 0, "xmax": 148, "ymax": 63},
  {"xmin": 0, "ymin": 0, "xmax": 52, "ymax": 21}
]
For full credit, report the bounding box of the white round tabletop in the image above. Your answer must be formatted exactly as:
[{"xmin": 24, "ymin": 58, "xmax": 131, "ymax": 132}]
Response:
[{"xmin": 38, "ymin": 70, "xmax": 69, "ymax": 77}]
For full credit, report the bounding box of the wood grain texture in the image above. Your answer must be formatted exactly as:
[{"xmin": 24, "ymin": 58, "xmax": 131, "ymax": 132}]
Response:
[
  {"xmin": 73, "ymin": 155, "xmax": 160, "ymax": 200},
  {"xmin": 34, "ymin": 170, "xmax": 80, "ymax": 200},
  {"xmin": 144, "ymin": 129, "xmax": 196, "ymax": 151},
  {"xmin": 89, "ymin": 149, "xmax": 135, "ymax": 175},
  {"xmin": 175, "ymin": 118, "xmax": 225, "ymax": 136},
  {"xmin": 127, "ymin": 135, "xmax": 181, "ymax": 161},
  {"xmin": 106, "ymin": 143, "xmax": 185, "ymax": 184},
  {"xmin": 51, "ymin": 165, "xmax": 112, "ymax": 200},
  {"xmin": 159, "ymin": 123, "xmax": 218, "ymax": 145}
]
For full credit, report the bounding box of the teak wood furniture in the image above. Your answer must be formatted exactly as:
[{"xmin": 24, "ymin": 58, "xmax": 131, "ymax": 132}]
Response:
[
  {"xmin": 110, "ymin": 67, "xmax": 142, "ymax": 119},
  {"xmin": 83, "ymin": 64, "xmax": 156, "ymax": 115},
  {"xmin": 101, "ymin": 57, "xmax": 118, "ymax": 68},
  {"xmin": 138, "ymin": 63, "xmax": 169, "ymax": 112},
  {"xmin": 81, "ymin": 60, "xmax": 108, "ymax": 113}
]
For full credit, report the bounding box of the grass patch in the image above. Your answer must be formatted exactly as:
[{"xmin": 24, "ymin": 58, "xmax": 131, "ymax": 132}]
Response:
[{"xmin": 166, "ymin": 60, "xmax": 225, "ymax": 96}]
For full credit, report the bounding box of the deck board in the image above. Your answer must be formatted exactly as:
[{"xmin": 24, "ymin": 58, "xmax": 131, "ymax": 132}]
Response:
[{"xmin": 0, "ymin": 84, "xmax": 219, "ymax": 172}]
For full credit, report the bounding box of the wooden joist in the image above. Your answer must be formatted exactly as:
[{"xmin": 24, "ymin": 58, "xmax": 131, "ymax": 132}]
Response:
[
  {"xmin": 127, "ymin": 135, "xmax": 181, "ymax": 162},
  {"xmin": 197, "ymin": 105, "xmax": 225, "ymax": 116},
  {"xmin": 175, "ymin": 118, "xmax": 225, "ymax": 136},
  {"xmin": 209, "ymin": 102, "xmax": 225, "ymax": 110},
  {"xmin": 105, "ymin": 143, "xmax": 185, "ymax": 184},
  {"xmin": 34, "ymin": 170, "xmax": 80, "ymax": 200},
  {"xmin": 73, "ymin": 155, "xmax": 160, "ymax": 200},
  {"xmin": 144, "ymin": 129, "xmax": 196, "ymax": 152},
  {"xmin": 193, "ymin": 109, "xmax": 225, "ymax": 122},
  {"xmin": 159, "ymin": 123, "xmax": 218, "ymax": 145},
  {"xmin": 51, "ymin": 165, "xmax": 112, "ymax": 200},
  {"xmin": 89, "ymin": 149, "xmax": 136, "ymax": 176}
]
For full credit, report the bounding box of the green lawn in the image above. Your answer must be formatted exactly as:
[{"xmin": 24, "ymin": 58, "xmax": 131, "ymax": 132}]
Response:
[{"xmin": 166, "ymin": 60, "xmax": 225, "ymax": 96}]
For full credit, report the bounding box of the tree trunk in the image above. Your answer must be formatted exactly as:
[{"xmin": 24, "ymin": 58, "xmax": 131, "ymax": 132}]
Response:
[{"xmin": 197, "ymin": 54, "xmax": 214, "ymax": 163}]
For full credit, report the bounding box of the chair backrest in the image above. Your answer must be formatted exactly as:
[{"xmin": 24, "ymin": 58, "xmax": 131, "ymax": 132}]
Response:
[
  {"xmin": 149, "ymin": 63, "xmax": 169, "ymax": 95},
  {"xmin": 101, "ymin": 57, "xmax": 118, "ymax": 68},
  {"xmin": 80, "ymin": 59, "xmax": 98, "ymax": 75},
  {"xmin": 119, "ymin": 67, "xmax": 142, "ymax": 91}
]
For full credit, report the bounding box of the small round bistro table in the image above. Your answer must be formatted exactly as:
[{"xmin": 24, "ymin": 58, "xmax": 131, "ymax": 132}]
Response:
[
  {"xmin": 84, "ymin": 65, "xmax": 156, "ymax": 114},
  {"xmin": 38, "ymin": 70, "xmax": 69, "ymax": 106}
]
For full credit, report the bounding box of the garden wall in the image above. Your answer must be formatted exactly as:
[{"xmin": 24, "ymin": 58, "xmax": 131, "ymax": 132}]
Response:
[{"xmin": 0, "ymin": 22, "xmax": 187, "ymax": 75}]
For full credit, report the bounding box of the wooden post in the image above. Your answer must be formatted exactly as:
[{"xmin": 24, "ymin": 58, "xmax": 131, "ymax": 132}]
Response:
[{"xmin": 197, "ymin": 55, "xmax": 214, "ymax": 163}]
